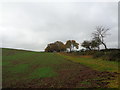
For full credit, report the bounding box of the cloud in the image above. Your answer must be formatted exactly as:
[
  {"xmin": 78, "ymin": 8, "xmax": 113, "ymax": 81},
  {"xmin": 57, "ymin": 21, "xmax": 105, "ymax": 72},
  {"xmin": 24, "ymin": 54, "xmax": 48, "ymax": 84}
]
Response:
[{"xmin": 1, "ymin": 2, "xmax": 118, "ymax": 51}]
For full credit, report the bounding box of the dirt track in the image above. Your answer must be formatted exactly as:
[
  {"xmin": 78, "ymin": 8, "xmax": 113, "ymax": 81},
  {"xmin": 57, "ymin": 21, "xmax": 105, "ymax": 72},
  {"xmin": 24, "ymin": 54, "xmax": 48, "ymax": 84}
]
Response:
[{"xmin": 3, "ymin": 62, "xmax": 119, "ymax": 88}]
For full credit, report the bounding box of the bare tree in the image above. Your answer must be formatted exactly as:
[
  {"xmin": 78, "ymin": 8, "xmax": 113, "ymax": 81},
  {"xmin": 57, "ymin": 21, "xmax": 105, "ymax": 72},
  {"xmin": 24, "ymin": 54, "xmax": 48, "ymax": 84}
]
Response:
[{"xmin": 92, "ymin": 26, "xmax": 110, "ymax": 49}]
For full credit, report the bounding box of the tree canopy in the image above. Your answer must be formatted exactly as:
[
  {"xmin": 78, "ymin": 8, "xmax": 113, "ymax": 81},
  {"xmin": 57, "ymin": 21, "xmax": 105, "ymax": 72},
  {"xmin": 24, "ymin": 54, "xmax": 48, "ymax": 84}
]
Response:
[
  {"xmin": 81, "ymin": 40, "xmax": 92, "ymax": 50},
  {"xmin": 45, "ymin": 41, "xmax": 65, "ymax": 52},
  {"xmin": 45, "ymin": 40, "xmax": 79, "ymax": 52},
  {"xmin": 65, "ymin": 40, "xmax": 79, "ymax": 52}
]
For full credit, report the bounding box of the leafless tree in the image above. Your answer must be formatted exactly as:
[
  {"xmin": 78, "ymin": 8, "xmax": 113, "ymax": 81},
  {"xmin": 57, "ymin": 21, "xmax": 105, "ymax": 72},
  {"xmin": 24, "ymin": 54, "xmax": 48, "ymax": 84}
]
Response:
[{"xmin": 92, "ymin": 26, "xmax": 110, "ymax": 49}]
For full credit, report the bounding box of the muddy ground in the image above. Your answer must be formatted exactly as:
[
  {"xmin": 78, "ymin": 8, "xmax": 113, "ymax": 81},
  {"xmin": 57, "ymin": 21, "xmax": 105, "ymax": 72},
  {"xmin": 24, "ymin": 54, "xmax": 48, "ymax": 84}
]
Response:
[{"xmin": 3, "ymin": 62, "xmax": 119, "ymax": 88}]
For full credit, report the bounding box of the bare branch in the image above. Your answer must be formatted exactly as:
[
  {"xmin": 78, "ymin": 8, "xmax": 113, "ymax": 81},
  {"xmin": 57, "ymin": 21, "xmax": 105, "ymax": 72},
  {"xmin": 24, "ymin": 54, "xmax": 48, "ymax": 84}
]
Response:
[{"xmin": 92, "ymin": 26, "xmax": 110, "ymax": 49}]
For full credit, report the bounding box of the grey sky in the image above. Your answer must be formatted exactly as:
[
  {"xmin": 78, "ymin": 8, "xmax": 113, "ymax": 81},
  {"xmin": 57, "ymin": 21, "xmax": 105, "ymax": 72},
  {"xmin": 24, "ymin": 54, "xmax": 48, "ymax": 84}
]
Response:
[{"xmin": 0, "ymin": 1, "xmax": 118, "ymax": 51}]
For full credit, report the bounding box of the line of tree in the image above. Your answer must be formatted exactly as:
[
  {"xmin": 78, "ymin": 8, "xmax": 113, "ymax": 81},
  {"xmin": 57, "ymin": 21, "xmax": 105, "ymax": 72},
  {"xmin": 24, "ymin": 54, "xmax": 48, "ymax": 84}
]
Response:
[
  {"xmin": 45, "ymin": 26, "xmax": 110, "ymax": 52},
  {"xmin": 45, "ymin": 40, "xmax": 79, "ymax": 52}
]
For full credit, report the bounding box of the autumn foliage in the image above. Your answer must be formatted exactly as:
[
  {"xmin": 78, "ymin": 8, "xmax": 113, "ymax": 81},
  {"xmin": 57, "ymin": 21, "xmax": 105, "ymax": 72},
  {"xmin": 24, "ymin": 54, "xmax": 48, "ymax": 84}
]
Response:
[{"xmin": 45, "ymin": 40, "xmax": 79, "ymax": 52}]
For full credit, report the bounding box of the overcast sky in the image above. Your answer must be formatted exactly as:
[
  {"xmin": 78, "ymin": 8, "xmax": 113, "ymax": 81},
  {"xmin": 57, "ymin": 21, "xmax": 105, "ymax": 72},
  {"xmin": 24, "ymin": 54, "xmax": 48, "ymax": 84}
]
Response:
[{"xmin": 0, "ymin": 1, "xmax": 118, "ymax": 51}]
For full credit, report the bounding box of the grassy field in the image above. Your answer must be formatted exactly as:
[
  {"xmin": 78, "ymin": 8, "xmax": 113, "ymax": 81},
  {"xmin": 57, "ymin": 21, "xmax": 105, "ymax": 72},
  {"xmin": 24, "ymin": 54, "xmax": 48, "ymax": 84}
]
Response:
[
  {"xmin": 2, "ymin": 48, "xmax": 119, "ymax": 88},
  {"xmin": 58, "ymin": 53, "xmax": 119, "ymax": 73},
  {"xmin": 58, "ymin": 53, "xmax": 119, "ymax": 88},
  {"xmin": 2, "ymin": 48, "xmax": 72, "ymax": 87}
]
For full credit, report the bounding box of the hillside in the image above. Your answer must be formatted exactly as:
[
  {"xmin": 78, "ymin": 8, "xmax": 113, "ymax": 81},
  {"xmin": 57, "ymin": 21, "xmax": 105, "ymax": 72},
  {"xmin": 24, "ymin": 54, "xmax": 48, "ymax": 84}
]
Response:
[{"xmin": 2, "ymin": 48, "xmax": 119, "ymax": 88}]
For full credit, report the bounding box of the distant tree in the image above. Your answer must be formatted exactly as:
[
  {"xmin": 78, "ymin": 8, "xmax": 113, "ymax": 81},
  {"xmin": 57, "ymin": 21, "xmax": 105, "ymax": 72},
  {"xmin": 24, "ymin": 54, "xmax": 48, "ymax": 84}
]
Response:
[
  {"xmin": 81, "ymin": 40, "xmax": 92, "ymax": 50},
  {"xmin": 65, "ymin": 40, "xmax": 71, "ymax": 52},
  {"xmin": 65, "ymin": 40, "xmax": 79, "ymax": 52},
  {"xmin": 91, "ymin": 37, "xmax": 101, "ymax": 50},
  {"xmin": 45, "ymin": 43, "xmax": 56, "ymax": 52},
  {"xmin": 92, "ymin": 26, "xmax": 110, "ymax": 49},
  {"xmin": 72, "ymin": 40, "xmax": 79, "ymax": 50},
  {"xmin": 45, "ymin": 41, "xmax": 65, "ymax": 52},
  {"xmin": 54, "ymin": 41, "xmax": 66, "ymax": 52},
  {"xmin": 81, "ymin": 39, "xmax": 101, "ymax": 51}
]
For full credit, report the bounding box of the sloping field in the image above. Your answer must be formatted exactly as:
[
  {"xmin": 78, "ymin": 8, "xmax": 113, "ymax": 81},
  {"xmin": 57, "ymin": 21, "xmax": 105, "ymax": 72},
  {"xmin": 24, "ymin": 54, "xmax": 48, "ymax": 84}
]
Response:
[
  {"xmin": 2, "ymin": 48, "xmax": 119, "ymax": 88},
  {"xmin": 58, "ymin": 53, "xmax": 119, "ymax": 73},
  {"xmin": 58, "ymin": 53, "xmax": 119, "ymax": 88}
]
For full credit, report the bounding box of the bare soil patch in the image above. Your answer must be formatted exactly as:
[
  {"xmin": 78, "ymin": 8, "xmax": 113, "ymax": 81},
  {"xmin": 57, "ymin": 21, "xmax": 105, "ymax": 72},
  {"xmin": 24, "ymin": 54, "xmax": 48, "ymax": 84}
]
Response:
[{"xmin": 3, "ymin": 63, "xmax": 119, "ymax": 88}]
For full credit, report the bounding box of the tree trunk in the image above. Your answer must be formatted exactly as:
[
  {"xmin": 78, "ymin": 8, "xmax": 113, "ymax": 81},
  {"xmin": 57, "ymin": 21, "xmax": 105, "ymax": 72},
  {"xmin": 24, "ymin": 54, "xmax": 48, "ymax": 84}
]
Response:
[{"xmin": 102, "ymin": 42, "xmax": 107, "ymax": 49}]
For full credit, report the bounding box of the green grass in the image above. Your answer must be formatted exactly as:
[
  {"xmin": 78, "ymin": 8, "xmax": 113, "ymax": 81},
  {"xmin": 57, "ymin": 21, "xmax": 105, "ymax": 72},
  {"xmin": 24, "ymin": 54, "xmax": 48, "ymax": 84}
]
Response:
[
  {"xmin": 9, "ymin": 64, "xmax": 29, "ymax": 73},
  {"xmin": 80, "ymin": 81, "xmax": 91, "ymax": 85},
  {"xmin": 2, "ymin": 61, "xmax": 10, "ymax": 66},
  {"xmin": 58, "ymin": 53, "xmax": 119, "ymax": 88},
  {"xmin": 30, "ymin": 67, "xmax": 57, "ymax": 79},
  {"xmin": 2, "ymin": 48, "xmax": 73, "ymax": 86},
  {"xmin": 58, "ymin": 53, "xmax": 119, "ymax": 73},
  {"xmin": 2, "ymin": 48, "xmax": 119, "ymax": 88}
]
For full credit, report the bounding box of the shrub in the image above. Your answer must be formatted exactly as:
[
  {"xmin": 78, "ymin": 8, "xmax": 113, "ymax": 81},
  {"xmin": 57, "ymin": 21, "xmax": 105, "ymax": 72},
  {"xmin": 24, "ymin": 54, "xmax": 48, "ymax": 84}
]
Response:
[
  {"xmin": 93, "ymin": 49, "xmax": 120, "ymax": 62},
  {"xmin": 93, "ymin": 51, "xmax": 104, "ymax": 58},
  {"xmin": 103, "ymin": 51, "xmax": 120, "ymax": 62},
  {"xmin": 76, "ymin": 49, "xmax": 120, "ymax": 62}
]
